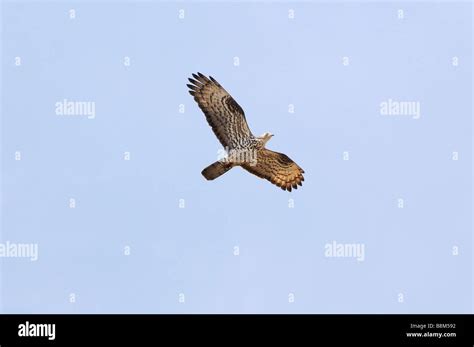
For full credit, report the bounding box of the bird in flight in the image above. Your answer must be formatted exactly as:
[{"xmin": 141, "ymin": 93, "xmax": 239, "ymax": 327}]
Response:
[{"xmin": 187, "ymin": 73, "xmax": 304, "ymax": 192}]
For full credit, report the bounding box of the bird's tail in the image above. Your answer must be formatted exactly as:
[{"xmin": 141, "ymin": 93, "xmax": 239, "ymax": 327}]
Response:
[{"xmin": 202, "ymin": 161, "xmax": 234, "ymax": 180}]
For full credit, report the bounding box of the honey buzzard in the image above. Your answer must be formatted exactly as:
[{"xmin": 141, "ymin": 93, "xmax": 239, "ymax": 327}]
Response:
[{"xmin": 187, "ymin": 73, "xmax": 304, "ymax": 192}]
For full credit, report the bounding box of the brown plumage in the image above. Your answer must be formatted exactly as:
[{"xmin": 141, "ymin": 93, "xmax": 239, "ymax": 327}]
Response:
[
  {"xmin": 188, "ymin": 72, "xmax": 305, "ymax": 192},
  {"xmin": 241, "ymin": 149, "xmax": 304, "ymax": 191}
]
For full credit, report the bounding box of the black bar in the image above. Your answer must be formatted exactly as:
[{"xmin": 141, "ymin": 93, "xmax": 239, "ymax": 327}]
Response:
[{"xmin": 0, "ymin": 314, "xmax": 472, "ymax": 345}]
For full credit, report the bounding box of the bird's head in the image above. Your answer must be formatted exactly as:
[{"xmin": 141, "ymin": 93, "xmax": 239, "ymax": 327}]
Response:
[{"xmin": 260, "ymin": 132, "xmax": 274, "ymax": 145}]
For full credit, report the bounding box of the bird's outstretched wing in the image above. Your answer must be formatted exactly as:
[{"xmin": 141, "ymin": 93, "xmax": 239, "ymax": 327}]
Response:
[
  {"xmin": 187, "ymin": 73, "xmax": 253, "ymax": 149},
  {"xmin": 241, "ymin": 149, "xmax": 305, "ymax": 192}
]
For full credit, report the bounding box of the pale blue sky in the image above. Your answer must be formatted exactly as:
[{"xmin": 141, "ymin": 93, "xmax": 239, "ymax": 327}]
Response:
[{"xmin": 1, "ymin": 0, "xmax": 472, "ymax": 313}]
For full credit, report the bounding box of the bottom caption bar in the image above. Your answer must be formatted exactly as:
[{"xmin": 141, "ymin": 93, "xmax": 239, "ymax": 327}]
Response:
[{"xmin": 0, "ymin": 314, "xmax": 472, "ymax": 345}]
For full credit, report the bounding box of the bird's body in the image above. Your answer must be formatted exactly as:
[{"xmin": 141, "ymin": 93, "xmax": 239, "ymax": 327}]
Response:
[{"xmin": 187, "ymin": 72, "xmax": 305, "ymax": 192}]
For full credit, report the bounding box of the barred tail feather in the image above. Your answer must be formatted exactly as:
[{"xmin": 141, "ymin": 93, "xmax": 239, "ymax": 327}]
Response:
[{"xmin": 201, "ymin": 161, "xmax": 233, "ymax": 180}]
